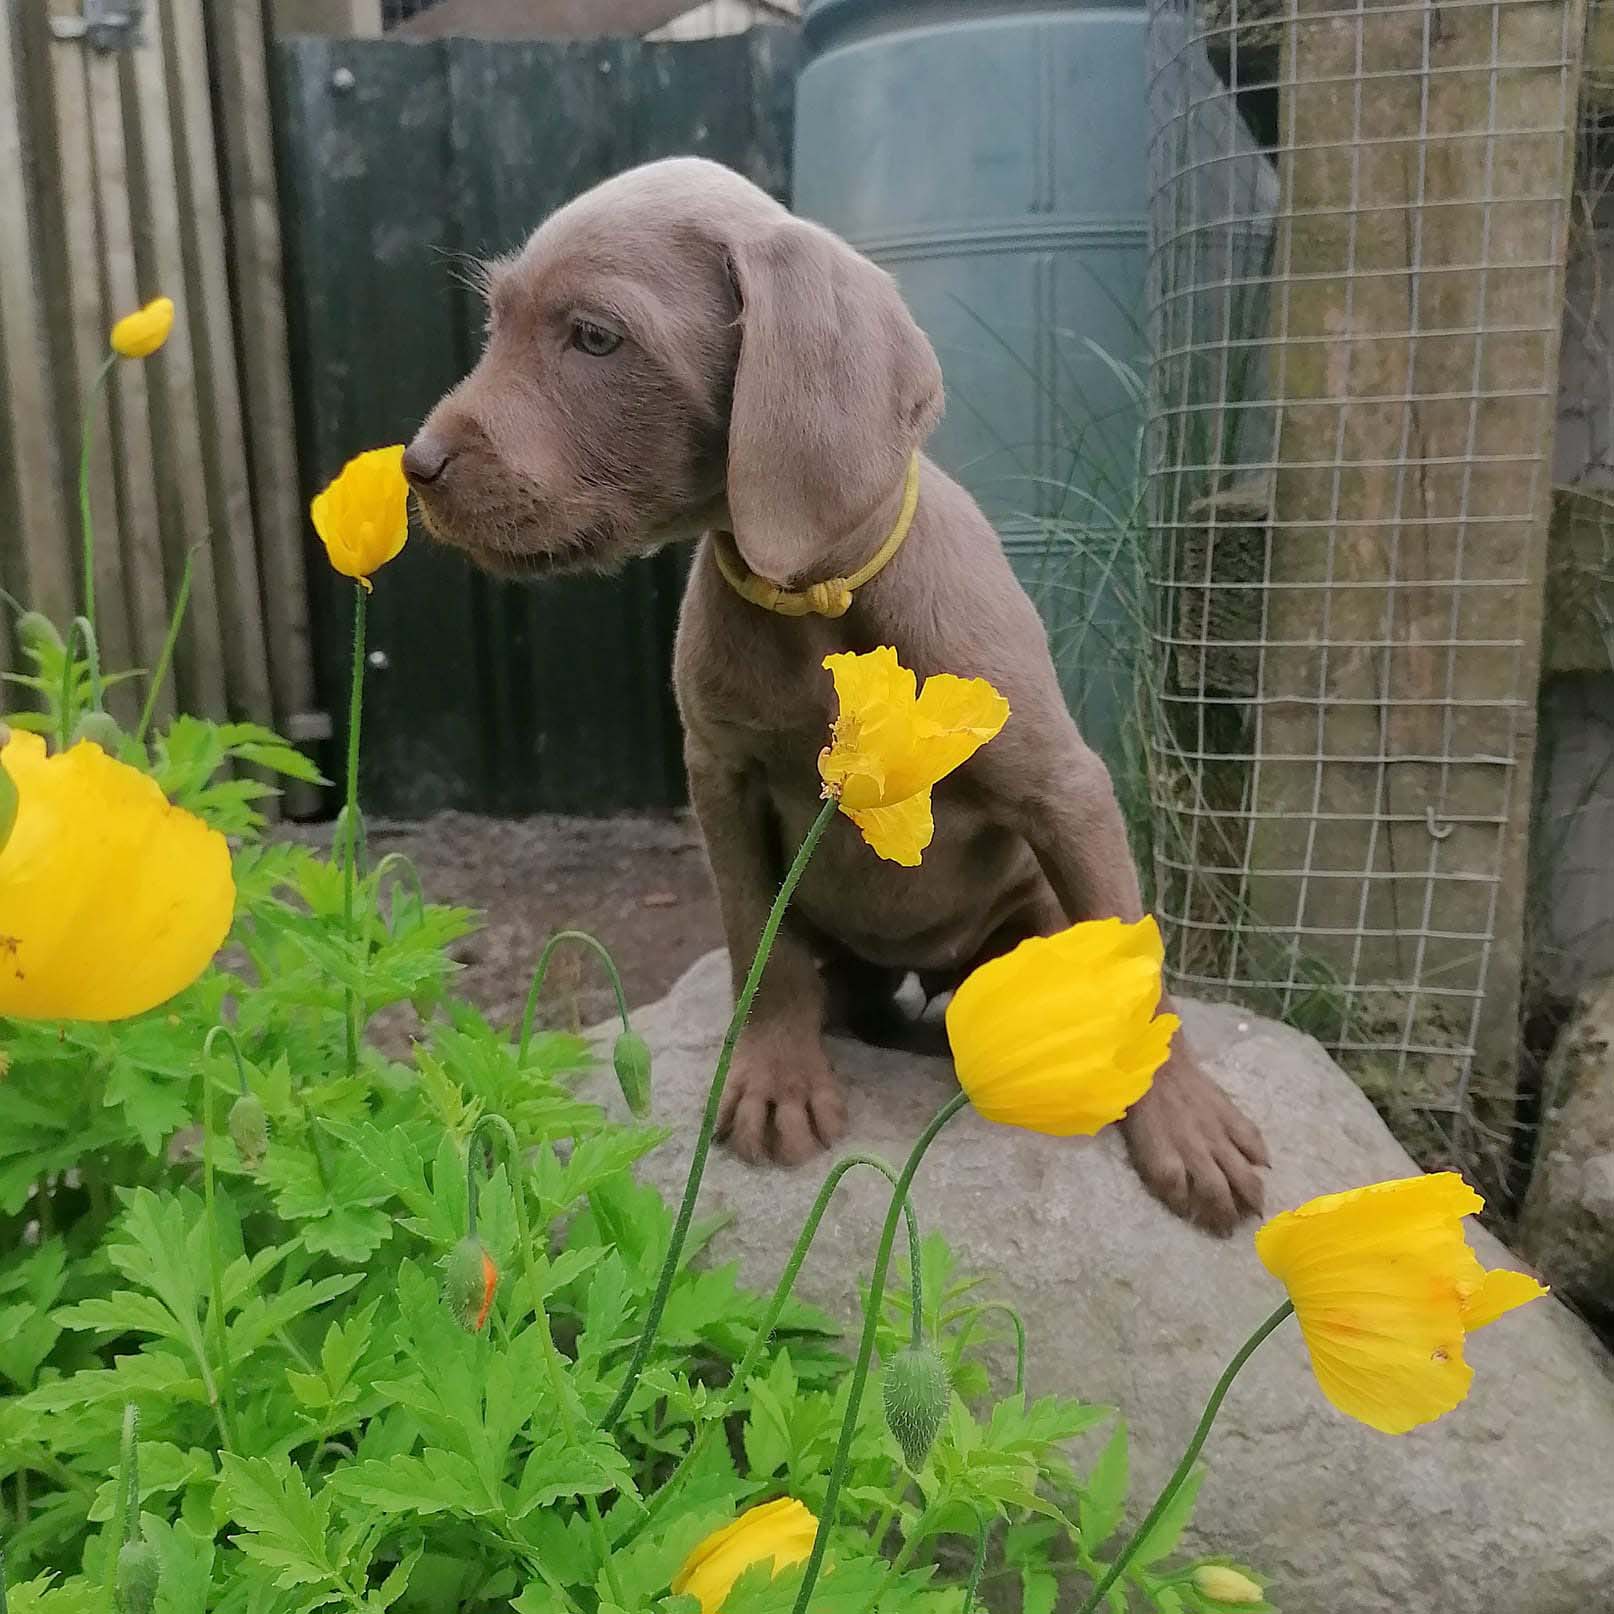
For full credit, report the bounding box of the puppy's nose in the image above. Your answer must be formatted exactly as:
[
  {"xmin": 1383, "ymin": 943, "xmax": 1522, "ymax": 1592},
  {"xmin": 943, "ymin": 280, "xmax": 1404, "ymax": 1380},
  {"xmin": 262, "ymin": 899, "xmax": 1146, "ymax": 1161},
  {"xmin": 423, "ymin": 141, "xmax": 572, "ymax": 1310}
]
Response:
[{"xmin": 402, "ymin": 431, "xmax": 453, "ymax": 486}]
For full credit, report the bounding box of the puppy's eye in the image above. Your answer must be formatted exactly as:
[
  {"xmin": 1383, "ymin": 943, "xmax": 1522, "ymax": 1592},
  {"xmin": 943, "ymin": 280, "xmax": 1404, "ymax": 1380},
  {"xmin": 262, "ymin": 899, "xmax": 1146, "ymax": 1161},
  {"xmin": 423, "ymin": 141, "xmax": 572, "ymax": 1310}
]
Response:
[{"xmin": 570, "ymin": 319, "xmax": 623, "ymax": 357}]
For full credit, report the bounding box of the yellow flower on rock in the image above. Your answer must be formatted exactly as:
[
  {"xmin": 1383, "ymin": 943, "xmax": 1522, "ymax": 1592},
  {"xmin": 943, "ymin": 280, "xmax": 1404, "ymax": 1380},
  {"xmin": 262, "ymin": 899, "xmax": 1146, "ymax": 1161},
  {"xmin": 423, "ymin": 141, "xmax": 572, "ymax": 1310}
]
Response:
[
  {"xmin": 1192, "ymin": 1565, "xmax": 1266, "ymax": 1605},
  {"xmin": 672, "ymin": 1498, "xmax": 819, "ymax": 1613},
  {"xmin": 311, "ymin": 445, "xmax": 410, "ymax": 590},
  {"xmin": 818, "ymin": 647, "xmax": 1008, "ymax": 865},
  {"xmin": 945, "ymin": 916, "xmax": 1177, "ymax": 1135},
  {"xmin": 109, "ymin": 296, "xmax": 175, "ymax": 359},
  {"xmin": 1255, "ymin": 1172, "xmax": 1547, "ymax": 1434},
  {"xmin": 0, "ymin": 731, "xmax": 234, "ymax": 1021}
]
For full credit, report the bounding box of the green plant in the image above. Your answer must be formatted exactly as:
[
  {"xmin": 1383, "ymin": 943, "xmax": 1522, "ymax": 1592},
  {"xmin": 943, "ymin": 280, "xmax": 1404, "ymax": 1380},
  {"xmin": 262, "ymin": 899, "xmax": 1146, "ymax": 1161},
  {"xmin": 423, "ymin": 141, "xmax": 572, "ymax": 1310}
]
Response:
[{"xmin": 0, "ymin": 309, "xmax": 1268, "ymax": 1614}]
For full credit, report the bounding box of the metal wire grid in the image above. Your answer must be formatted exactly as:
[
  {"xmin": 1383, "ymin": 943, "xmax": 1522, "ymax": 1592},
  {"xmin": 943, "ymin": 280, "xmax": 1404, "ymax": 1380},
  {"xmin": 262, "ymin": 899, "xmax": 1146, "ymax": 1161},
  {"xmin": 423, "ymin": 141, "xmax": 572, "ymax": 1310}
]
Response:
[{"xmin": 1143, "ymin": 0, "xmax": 1583, "ymax": 1104}]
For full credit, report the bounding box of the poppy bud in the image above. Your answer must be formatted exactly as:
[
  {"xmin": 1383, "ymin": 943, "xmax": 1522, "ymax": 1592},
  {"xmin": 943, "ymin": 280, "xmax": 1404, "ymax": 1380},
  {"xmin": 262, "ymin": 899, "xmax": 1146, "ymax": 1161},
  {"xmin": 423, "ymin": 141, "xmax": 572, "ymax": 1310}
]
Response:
[
  {"xmin": 228, "ymin": 1093, "xmax": 269, "ymax": 1168},
  {"xmin": 15, "ymin": 612, "xmax": 64, "ymax": 656},
  {"xmin": 1191, "ymin": 1566, "xmax": 1265, "ymax": 1605},
  {"xmin": 70, "ymin": 711, "xmax": 124, "ymax": 753},
  {"xmin": 115, "ymin": 1537, "xmax": 160, "ymax": 1614},
  {"xmin": 444, "ymin": 1235, "xmax": 498, "ymax": 1332},
  {"xmin": 612, "ymin": 1029, "xmax": 653, "ymax": 1119},
  {"xmin": 882, "ymin": 1344, "xmax": 949, "ymax": 1470}
]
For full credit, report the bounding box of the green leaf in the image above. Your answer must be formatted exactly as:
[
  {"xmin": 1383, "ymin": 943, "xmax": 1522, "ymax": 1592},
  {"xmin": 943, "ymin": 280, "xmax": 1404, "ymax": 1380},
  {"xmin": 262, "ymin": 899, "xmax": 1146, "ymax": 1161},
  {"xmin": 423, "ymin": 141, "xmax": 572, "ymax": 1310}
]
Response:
[
  {"xmin": 218, "ymin": 1453, "xmax": 343, "ymax": 1593},
  {"xmin": 1131, "ymin": 1465, "xmax": 1205, "ymax": 1568},
  {"xmin": 332, "ymin": 1450, "xmax": 496, "ymax": 1518},
  {"xmin": 1081, "ymin": 1419, "xmax": 1129, "ymax": 1551},
  {"xmin": 1023, "ymin": 1569, "xmax": 1059, "ymax": 1614}
]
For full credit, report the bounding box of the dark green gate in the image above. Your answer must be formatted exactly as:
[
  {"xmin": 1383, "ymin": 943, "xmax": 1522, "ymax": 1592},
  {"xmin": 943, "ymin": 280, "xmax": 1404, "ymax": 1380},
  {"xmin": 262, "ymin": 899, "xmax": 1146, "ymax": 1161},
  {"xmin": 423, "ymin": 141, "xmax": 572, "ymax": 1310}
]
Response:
[{"xmin": 273, "ymin": 29, "xmax": 798, "ymax": 817}]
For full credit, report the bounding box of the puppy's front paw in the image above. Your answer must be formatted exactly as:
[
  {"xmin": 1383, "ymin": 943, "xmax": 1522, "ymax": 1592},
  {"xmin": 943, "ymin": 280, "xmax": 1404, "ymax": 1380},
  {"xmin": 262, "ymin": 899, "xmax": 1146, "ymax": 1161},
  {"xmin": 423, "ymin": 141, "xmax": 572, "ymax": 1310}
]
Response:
[
  {"xmin": 1121, "ymin": 1051, "xmax": 1268, "ymax": 1236},
  {"xmin": 717, "ymin": 1035, "xmax": 848, "ymax": 1167}
]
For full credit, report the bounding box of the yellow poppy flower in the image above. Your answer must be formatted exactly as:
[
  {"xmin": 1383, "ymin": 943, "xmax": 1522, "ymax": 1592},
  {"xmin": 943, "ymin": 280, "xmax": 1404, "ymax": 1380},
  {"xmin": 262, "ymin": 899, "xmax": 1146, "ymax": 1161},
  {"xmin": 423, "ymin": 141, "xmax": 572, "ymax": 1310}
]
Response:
[
  {"xmin": 945, "ymin": 916, "xmax": 1178, "ymax": 1135},
  {"xmin": 1254, "ymin": 1173, "xmax": 1548, "ymax": 1434},
  {"xmin": 672, "ymin": 1498, "xmax": 819, "ymax": 1613},
  {"xmin": 0, "ymin": 731, "xmax": 234, "ymax": 1021},
  {"xmin": 817, "ymin": 647, "xmax": 1008, "ymax": 865},
  {"xmin": 311, "ymin": 445, "xmax": 410, "ymax": 590},
  {"xmin": 109, "ymin": 296, "xmax": 175, "ymax": 359}
]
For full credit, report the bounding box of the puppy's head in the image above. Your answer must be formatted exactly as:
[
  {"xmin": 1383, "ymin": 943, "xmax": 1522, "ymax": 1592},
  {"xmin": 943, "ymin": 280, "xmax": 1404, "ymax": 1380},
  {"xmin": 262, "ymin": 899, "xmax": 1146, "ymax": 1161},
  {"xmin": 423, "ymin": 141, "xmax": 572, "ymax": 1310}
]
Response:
[{"xmin": 405, "ymin": 157, "xmax": 942, "ymax": 584}]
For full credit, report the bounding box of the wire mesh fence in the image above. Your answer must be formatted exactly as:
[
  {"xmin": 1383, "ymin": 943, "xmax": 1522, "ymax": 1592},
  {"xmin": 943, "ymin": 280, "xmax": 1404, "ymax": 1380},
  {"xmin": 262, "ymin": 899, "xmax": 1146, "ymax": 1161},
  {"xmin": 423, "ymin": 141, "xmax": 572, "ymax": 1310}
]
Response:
[{"xmin": 1143, "ymin": 0, "xmax": 1588, "ymax": 1155}]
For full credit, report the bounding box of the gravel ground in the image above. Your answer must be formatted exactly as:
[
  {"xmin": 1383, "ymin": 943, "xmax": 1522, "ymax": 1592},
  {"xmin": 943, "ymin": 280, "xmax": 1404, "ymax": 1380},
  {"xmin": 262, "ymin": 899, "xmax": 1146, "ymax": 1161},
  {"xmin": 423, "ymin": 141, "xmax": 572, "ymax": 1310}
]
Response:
[{"xmin": 285, "ymin": 811, "xmax": 723, "ymax": 1034}]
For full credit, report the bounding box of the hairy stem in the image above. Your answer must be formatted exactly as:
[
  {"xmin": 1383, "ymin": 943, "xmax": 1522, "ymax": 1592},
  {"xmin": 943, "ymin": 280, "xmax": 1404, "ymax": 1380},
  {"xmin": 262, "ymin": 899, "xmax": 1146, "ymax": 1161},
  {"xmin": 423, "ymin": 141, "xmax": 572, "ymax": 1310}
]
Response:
[
  {"xmin": 634, "ymin": 1151, "xmax": 924, "ymax": 1536},
  {"xmin": 789, "ymin": 1090, "xmax": 971, "ymax": 1614},
  {"xmin": 134, "ymin": 545, "xmax": 197, "ymax": 744},
  {"xmin": 77, "ymin": 351, "xmax": 117, "ymax": 662},
  {"xmin": 1075, "ymin": 1300, "xmax": 1294, "ymax": 1614},
  {"xmin": 600, "ymin": 797, "xmax": 838, "ymax": 1434},
  {"xmin": 517, "ymin": 929, "xmax": 632, "ymax": 1057},
  {"xmin": 342, "ymin": 584, "xmax": 366, "ymax": 1077}
]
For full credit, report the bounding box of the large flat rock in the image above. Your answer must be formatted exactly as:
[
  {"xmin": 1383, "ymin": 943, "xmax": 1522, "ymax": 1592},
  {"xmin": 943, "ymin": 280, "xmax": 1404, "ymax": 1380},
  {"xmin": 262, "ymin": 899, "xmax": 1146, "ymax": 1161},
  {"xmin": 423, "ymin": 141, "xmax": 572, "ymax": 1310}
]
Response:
[{"xmin": 595, "ymin": 951, "xmax": 1614, "ymax": 1612}]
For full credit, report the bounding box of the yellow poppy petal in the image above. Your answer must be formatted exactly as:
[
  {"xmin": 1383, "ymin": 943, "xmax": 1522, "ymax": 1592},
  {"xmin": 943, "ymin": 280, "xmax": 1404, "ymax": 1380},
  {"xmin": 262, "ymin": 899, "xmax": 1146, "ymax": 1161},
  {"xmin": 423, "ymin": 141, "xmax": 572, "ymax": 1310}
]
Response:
[
  {"xmin": 672, "ymin": 1498, "xmax": 819, "ymax": 1614},
  {"xmin": 0, "ymin": 732, "xmax": 234, "ymax": 1021},
  {"xmin": 817, "ymin": 650, "xmax": 1009, "ymax": 859},
  {"xmin": 311, "ymin": 445, "xmax": 410, "ymax": 585},
  {"xmin": 1462, "ymin": 1267, "xmax": 1548, "ymax": 1330},
  {"xmin": 847, "ymin": 791, "xmax": 934, "ymax": 866},
  {"xmin": 1255, "ymin": 1173, "xmax": 1547, "ymax": 1434},
  {"xmin": 945, "ymin": 918, "xmax": 1176, "ymax": 1136},
  {"xmin": 109, "ymin": 296, "xmax": 175, "ymax": 359}
]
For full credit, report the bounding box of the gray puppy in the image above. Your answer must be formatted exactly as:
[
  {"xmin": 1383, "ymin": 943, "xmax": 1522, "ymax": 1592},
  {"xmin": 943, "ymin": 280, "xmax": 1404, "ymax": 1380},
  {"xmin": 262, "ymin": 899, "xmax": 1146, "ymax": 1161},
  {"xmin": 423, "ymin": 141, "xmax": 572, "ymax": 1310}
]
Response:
[{"xmin": 405, "ymin": 157, "xmax": 1268, "ymax": 1232}]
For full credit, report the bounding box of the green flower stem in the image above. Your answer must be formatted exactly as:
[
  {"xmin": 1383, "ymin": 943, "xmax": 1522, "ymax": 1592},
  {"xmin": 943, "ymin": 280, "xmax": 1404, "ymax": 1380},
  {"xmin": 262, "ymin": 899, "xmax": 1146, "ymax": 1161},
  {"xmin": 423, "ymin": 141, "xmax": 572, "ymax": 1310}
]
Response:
[
  {"xmin": 60, "ymin": 616, "xmax": 103, "ymax": 747},
  {"xmin": 600, "ymin": 795, "xmax": 839, "ymax": 1435},
  {"xmin": 953, "ymin": 1301, "xmax": 1027, "ymax": 1397},
  {"xmin": 1, "ymin": 1534, "xmax": 9, "ymax": 1614},
  {"xmin": 1074, "ymin": 1300, "xmax": 1294, "ymax": 1614},
  {"xmin": 467, "ymin": 1118, "xmax": 626, "ymax": 1609},
  {"xmin": 789, "ymin": 1089, "xmax": 971, "ymax": 1614},
  {"xmin": 634, "ymin": 1152, "xmax": 924, "ymax": 1538},
  {"xmin": 77, "ymin": 351, "xmax": 117, "ymax": 653},
  {"xmin": 342, "ymin": 583, "xmax": 367, "ymax": 1078},
  {"xmin": 100, "ymin": 1402, "xmax": 137, "ymax": 1614},
  {"xmin": 200, "ymin": 1028, "xmax": 244, "ymax": 1452},
  {"xmin": 961, "ymin": 1507, "xmax": 988, "ymax": 1614},
  {"xmin": 517, "ymin": 929, "xmax": 632, "ymax": 1056},
  {"xmin": 134, "ymin": 544, "xmax": 197, "ymax": 744}
]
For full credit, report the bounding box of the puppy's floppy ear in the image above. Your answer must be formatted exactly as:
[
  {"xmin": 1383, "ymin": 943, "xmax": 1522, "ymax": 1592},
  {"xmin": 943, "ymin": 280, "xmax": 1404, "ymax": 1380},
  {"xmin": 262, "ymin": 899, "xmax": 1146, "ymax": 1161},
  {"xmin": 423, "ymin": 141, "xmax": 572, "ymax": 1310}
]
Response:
[{"xmin": 725, "ymin": 220, "xmax": 943, "ymax": 585}]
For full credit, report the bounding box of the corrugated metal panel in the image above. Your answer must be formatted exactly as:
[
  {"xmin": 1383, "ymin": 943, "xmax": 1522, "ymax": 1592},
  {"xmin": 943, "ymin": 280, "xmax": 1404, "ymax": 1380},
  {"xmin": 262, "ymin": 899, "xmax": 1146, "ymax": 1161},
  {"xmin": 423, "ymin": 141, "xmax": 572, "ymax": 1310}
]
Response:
[{"xmin": 272, "ymin": 27, "xmax": 798, "ymax": 816}]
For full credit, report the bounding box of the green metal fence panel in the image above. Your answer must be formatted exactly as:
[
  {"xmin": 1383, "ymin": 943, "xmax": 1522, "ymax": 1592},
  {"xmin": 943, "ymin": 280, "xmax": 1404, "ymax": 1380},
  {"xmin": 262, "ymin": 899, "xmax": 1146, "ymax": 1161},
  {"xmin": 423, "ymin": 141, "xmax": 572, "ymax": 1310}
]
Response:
[{"xmin": 273, "ymin": 27, "xmax": 798, "ymax": 817}]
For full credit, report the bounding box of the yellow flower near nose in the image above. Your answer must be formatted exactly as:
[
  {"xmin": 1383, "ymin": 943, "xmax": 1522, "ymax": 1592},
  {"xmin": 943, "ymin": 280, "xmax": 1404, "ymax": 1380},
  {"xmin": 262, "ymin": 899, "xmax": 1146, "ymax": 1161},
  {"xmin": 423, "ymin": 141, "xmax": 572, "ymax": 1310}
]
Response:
[
  {"xmin": 109, "ymin": 295, "xmax": 175, "ymax": 359},
  {"xmin": 0, "ymin": 730, "xmax": 234, "ymax": 1021},
  {"xmin": 311, "ymin": 445, "xmax": 410, "ymax": 589},
  {"xmin": 945, "ymin": 916, "xmax": 1177, "ymax": 1135},
  {"xmin": 817, "ymin": 646, "xmax": 1009, "ymax": 865},
  {"xmin": 1254, "ymin": 1172, "xmax": 1547, "ymax": 1434},
  {"xmin": 672, "ymin": 1498, "xmax": 819, "ymax": 1613}
]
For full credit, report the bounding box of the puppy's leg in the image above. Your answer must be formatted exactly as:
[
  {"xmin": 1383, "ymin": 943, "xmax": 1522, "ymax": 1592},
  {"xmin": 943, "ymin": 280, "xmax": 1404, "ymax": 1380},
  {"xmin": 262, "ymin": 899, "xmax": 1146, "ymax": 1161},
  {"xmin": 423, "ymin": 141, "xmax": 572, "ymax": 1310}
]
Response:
[
  {"xmin": 822, "ymin": 948, "xmax": 910, "ymax": 1047},
  {"xmin": 999, "ymin": 735, "xmax": 1268, "ymax": 1234},
  {"xmin": 687, "ymin": 749, "xmax": 848, "ymax": 1166}
]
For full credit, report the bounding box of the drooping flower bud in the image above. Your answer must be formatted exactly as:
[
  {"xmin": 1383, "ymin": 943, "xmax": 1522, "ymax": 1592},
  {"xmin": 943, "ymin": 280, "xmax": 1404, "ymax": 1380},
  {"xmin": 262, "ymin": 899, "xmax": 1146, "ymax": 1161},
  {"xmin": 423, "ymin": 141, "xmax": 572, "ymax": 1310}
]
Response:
[
  {"xmin": 15, "ymin": 612, "xmax": 65, "ymax": 657},
  {"xmin": 881, "ymin": 1344, "xmax": 949, "ymax": 1470},
  {"xmin": 115, "ymin": 1536, "xmax": 161, "ymax": 1614},
  {"xmin": 612, "ymin": 1029, "xmax": 653, "ymax": 1119},
  {"xmin": 228, "ymin": 1093, "xmax": 270, "ymax": 1168},
  {"xmin": 444, "ymin": 1235, "xmax": 498, "ymax": 1332},
  {"xmin": 1191, "ymin": 1565, "xmax": 1265, "ymax": 1606},
  {"xmin": 70, "ymin": 711, "xmax": 124, "ymax": 752}
]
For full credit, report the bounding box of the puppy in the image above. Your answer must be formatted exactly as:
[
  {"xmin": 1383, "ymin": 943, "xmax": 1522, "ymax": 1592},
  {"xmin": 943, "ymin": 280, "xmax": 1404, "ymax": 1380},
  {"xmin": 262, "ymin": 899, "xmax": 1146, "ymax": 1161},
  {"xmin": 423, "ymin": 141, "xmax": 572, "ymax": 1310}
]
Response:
[{"xmin": 405, "ymin": 157, "xmax": 1268, "ymax": 1232}]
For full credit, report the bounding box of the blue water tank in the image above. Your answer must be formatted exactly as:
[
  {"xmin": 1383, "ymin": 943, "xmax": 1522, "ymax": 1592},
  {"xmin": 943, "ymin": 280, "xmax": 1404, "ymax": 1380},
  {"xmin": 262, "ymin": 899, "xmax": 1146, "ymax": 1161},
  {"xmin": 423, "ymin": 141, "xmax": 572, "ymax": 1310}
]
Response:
[{"xmin": 795, "ymin": 0, "xmax": 1148, "ymax": 767}]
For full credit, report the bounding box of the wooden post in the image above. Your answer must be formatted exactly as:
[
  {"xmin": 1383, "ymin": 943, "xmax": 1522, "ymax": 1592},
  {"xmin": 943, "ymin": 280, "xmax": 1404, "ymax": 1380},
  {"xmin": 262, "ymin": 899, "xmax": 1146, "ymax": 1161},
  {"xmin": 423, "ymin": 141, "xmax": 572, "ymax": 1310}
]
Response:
[
  {"xmin": 0, "ymin": 0, "xmax": 73, "ymax": 631},
  {"xmin": 271, "ymin": 0, "xmax": 384, "ymax": 35},
  {"xmin": 1248, "ymin": 0, "xmax": 1585, "ymax": 1098}
]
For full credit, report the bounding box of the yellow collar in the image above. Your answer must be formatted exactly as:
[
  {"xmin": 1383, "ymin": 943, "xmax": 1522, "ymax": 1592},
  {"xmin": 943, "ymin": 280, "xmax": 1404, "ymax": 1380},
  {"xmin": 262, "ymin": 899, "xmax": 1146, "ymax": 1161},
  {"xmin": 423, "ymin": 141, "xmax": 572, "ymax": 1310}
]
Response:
[{"xmin": 713, "ymin": 452, "xmax": 921, "ymax": 618}]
